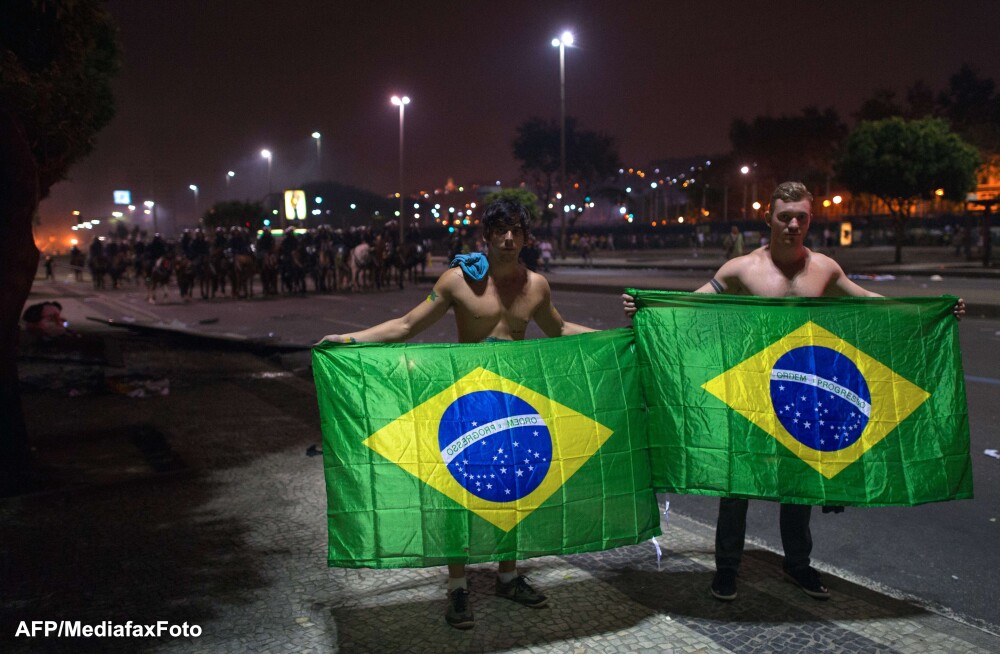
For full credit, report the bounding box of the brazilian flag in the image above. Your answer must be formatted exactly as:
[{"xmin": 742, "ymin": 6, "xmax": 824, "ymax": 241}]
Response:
[
  {"xmin": 629, "ymin": 290, "xmax": 972, "ymax": 506},
  {"xmin": 312, "ymin": 329, "xmax": 660, "ymax": 568}
]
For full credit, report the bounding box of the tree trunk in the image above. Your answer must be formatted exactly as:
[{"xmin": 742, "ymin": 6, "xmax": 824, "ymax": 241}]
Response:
[
  {"xmin": 983, "ymin": 206, "xmax": 994, "ymax": 268},
  {"xmin": 0, "ymin": 104, "xmax": 41, "ymax": 496},
  {"xmin": 893, "ymin": 213, "xmax": 905, "ymax": 264}
]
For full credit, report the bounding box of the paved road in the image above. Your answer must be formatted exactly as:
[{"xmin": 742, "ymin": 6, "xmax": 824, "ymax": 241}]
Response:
[
  {"xmin": 32, "ymin": 271, "xmax": 1000, "ymax": 629},
  {"xmin": 7, "ymin": 268, "xmax": 1000, "ymax": 654}
]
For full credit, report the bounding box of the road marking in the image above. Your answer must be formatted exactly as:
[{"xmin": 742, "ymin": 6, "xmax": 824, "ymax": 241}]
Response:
[{"xmin": 966, "ymin": 375, "xmax": 1000, "ymax": 386}]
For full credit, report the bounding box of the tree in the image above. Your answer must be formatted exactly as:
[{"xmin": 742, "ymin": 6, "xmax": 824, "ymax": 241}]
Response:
[
  {"xmin": 512, "ymin": 117, "xmax": 621, "ymax": 245},
  {"xmin": 729, "ymin": 107, "xmax": 847, "ymax": 193},
  {"xmin": 0, "ymin": 0, "xmax": 121, "ymax": 494},
  {"xmin": 836, "ymin": 117, "xmax": 980, "ymax": 263},
  {"xmin": 203, "ymin": 200, "xmax": 267, "ymax": 230},
  {"xmin": 481, "ymin": 188, "xmax": 541, "ymax": 225}
]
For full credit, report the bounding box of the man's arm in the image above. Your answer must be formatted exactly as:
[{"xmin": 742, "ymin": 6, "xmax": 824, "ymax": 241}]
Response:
[
  {"xmin": 317, "ymin": 272, "xmax": 456, "ymax": 344},
  {"xmin": 825, "ymin": 258, "xmax": 965, "ymax": 319},
  {"xmin": 826, "ymin": 262, "xmax": 882, "ymax": 298},
  {"xmin": 624, "ymin": 258, "xmax": 745, "ymax": 318},
  {"xmin": 533, "ymin": 278, "xmax": 595, "ymax": 337}
]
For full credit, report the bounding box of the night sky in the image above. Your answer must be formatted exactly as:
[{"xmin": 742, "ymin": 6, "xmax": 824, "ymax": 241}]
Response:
[{"xmin": 39, "ymin": 0, "xmax": 1000, "ymax": 241}]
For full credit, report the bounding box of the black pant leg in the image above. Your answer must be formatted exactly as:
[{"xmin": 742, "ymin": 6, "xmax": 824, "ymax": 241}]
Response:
[
  {"xmin": 779, "ymin": 503, "xmax": 813, "ymax": 572},
  {"xmin": 715, "ymin": 497, "xmax": 750, "ymax": 572}
]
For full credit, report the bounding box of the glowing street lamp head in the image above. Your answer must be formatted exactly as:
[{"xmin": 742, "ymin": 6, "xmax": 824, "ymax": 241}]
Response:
[
  {"xmin": 227, "ymin": 171, "xmax": 235, "ymax": 178},
  {"xmin": 553, "ymin": 31, "xmax": 574, "ymax": 47},
  {"xmin": 261, "ymin": 149, "xmax": 272, "ymax": 160},
  {"xmin": 311, "ymin": 131, "xmax": 321, "ymax": 139},
  {"xmin": 391, "ymin": 95, "xmax": 410, "ymax": 106},
  {"xmin": 189, "ymin": 184, "xmax": 198, "ymax": 192},
  {"xmin": 740, "ymin": 165, "xmax": 750, "ymax": 175},
  {"xmin": 144, "ymin": 200, "xmax": 155, "ymax": 208}
]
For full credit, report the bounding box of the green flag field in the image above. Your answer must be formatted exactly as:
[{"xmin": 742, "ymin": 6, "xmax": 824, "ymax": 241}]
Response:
[
  {"xmin": 630, "ymin": 290, "xmax": 972, "ymax": 507},
  {"xmin": 313, "ymin": 329, "xmax": 660, "ymax": 568}
]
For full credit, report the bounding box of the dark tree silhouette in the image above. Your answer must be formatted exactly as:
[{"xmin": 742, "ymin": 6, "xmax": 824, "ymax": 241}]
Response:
[{"xmin": 1, "ymin": 0, "xmax": 120, "ymax": 494}]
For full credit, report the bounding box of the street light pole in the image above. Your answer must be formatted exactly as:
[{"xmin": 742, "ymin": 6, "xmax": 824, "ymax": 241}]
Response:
[
  {"xmin": 391, "ymin": 95, "xmax": 410, "ymax": 243},
  {"xmin": 552, "ymin": 31, "xmax": 573, "ymax": 256},
  {"xmin": 226, "ymin": 170, "xmax": 235, "ymax": 196},
  {"xmin": 189, "ymin": 184, "xmax": 199, "ymax": 223},
  {"xmin": 312, "ymin": 131, "xmax": 322, "ymax": 179},
  {"xmin": 740, "ymin": 165, "xmax": 750, "ymax": 219}
]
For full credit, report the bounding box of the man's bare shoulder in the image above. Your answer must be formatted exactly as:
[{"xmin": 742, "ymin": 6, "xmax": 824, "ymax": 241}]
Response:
[
  {"xmin": 806, "ymin": 249, "xmax": 847, "ymax": 273},
  {"xmin": 436, "ymin": 266, "xmax": 470, "ymax": 288},
  {"xmin": 719, "ymin": 249, "xmax": 767, "ymax": 275},
  {"xmin": 525, "ymin": 269, "xmax": 552, "ymax": 291}
]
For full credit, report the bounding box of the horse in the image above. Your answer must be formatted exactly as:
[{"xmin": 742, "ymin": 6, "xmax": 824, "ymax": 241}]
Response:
[
  {"xmin": 192, "ymin": 256, "xmax": 214, "ymax": 300},
  {"xmin": 334, "ymin": 243, "xmax": 352, "ymax": 292},
  {"xmin": 70, "ymin": 250, "xmax": 86, "ymax": 281},
  {"xmin": 146, "ymin": 254, "xmax": 174, "ymax": 304},
  {"xmin": 88, "ymin": 254, "xmax": 109, "ymax": 290},
  {"xmin": 231, "ymin": 253, "xmax": 256, "ymax": 299},
  {"xmin": 209, "ymin": 247, "xmax": 231, "ymax": 298},
  {"xmin": 349, "ymin": 241, "xmax": 373, "ymax": 292},
  {"xmin": 175, "ymin": 256, "xmax": 195, "ymax": 302},
  {"xmin": 259, "ymin": 252, "xmax": 279, "ymax": 295},
  {"xmin": 109, "ymin": 251, "xmax": 131, "ymax": 289},
  {"xmin": 280, "ymin": 247, "xmax": 307, "ymax": 294},
  {"xmin": 391, "ymin": 241, "xmax": 422, "ymax": 289}
]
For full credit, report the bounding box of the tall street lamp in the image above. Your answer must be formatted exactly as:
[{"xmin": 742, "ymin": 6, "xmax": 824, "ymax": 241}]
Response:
[
  {"xmin": 740, "ymin": 165, "xmax": 750, "ymax": 219},
  {"xmin": 260, "ymin": 149, "xmax": 272, "ymax": 193},
  {"xmin": 144, "ymin": 200, "xmax": 158, "ymax": 234},
  {"xmin": 551, "ymin": 30, "xmax": 573, "ymax": 255},
  {"xmin": 391, "ymin": 95, "xmax": 410, "ymax": 243},
  {"xmin": 226, "ymin": 170, "xmax": 235, "ymax": 194},
  {"xmin": 189, "ymin": 184, "xmax": 199, "ymax": 222},
  {"xmin": 312, "ymin": 131, "xmax": 322, "ymax": 179}
]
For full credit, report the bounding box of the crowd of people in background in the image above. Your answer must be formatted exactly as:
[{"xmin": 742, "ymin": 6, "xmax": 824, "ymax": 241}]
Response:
[
  {"xmin": 40, "ymin": 216, "xmax": 994, "ymax": 302},
  {"xmin": 58, "ymin": 225, "xmax": 434, "ymax": 303}
]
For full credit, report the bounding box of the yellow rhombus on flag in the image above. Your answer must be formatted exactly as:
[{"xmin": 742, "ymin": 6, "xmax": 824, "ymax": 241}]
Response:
[
  {"xmin": 362, "ymin": 367, "xmax": 614, "ymax": 532},
  {"xmin": 702, "ymin": 321, "xmax": 930, "ymax": 479}
]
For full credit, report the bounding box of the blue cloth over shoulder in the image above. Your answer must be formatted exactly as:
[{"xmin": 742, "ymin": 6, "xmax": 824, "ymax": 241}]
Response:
[{"xmin": 450, "ymin": 253, "xmax": 489, "ymax": 281}]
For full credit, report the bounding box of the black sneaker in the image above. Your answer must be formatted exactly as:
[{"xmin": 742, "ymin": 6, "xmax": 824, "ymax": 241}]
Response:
[
  {"xmin": 784, "ymin": 566, "xmax": 830, "ymax": 600},
  {"xmin": 445, "ymin": 588, "xmax": 475, "ymax": 629},
  {"xmin": 710, "ymin": 569, "xmax": 738, "ymax": 601},
  {"xmin": 495, "ymin": 575, "xmax": 547, "ymax": 608}
]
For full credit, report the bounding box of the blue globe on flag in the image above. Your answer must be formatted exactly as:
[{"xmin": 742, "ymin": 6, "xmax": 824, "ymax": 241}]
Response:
[
  {"xmin": 439, "ymin": 391, "xmax": 552, "ymax": 502},
  {"xmin": 769, "ymin": 346, "xmax": 871, "ymax": 452}
]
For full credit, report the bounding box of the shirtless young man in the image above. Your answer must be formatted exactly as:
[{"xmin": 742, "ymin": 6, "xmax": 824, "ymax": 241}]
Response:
[
  {"xmin": 624, "ymin": 180, "xmax": 965, "ymax": 602},
  {"xmin": 319, "ymin": 197, "xmax": 594, "ymax": 629}
]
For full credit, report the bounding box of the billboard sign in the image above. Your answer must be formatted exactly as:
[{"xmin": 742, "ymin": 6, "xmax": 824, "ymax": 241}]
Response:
[{"xmin": 284, "ymin": 190, "xmax": 307, "ymax": 221}]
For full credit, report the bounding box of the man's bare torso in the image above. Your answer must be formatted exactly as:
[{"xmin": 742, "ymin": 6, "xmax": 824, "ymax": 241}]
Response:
[
  {"xmin": 720, "ymin": 247, "xmax": 845, "ymax": 298},
  {"xmin": 445, "ymin": 267, "xmax": 548, "ymax": 342}
]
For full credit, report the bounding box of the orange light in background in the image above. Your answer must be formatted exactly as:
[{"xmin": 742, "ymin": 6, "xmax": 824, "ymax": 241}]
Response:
[
  {"xmin": 935, "ymin": 188, "xmax": 945, "ymax": 197},
  {"xmin": 822, "ymin": 199, "xmax": 832, "ymax": 207},
  {"xmin": 651, "ymin": 221, "xmax": 657, "ymax": 226}
]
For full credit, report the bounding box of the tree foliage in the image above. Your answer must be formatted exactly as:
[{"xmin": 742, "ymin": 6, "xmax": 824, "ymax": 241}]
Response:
[
  {"xmin": 481, "ymin": 188, "xmax": 541, "ymax": 225},
  {"xmin": 729, "ymin": 106, "xmax": 847, "ymax": 190},
  {"xmin": 0, "ymin": 0, "xmax": 121, "ymax": 494},
  {"xmin": 836, "ymin": 117, "xmax": 980, "ymax": 262},
  {"xmin": 512, "ymin": 116, "xmax": 621, "ymax": 232},
  {"xmin": 1, "ymin": 0, "xmax": 121, "ymax": 196}
]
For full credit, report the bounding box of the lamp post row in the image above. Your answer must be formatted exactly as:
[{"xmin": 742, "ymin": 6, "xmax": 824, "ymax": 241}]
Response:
[{"xmin": 133, "ymin": 27, "xmax": 576, "ymax": 237}]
